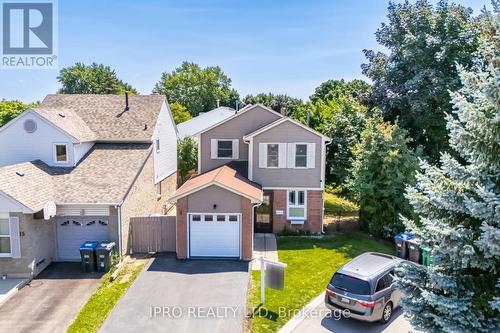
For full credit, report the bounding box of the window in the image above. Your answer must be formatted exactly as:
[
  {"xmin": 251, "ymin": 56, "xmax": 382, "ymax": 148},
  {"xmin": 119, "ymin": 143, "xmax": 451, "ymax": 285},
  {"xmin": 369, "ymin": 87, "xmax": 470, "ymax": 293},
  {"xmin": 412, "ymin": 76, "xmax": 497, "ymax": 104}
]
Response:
[
  {"xmin": 376, "ymin": 274, "xmax": 392, "ymax": 292},
  {"xmin": 217, "ymin": 140, "xmax": 233, "ymax": 158},
  {"xmin": 295, "ymin": 144, "xmax": 307, "ymax": 168},
  {"xmin": 155, "ymin": 139, "xmax": 160, "ymax": 152},
  {"xmin": 54, "ymin": 143, "xmax": 68, "ymax": 163},
  {"xmin": 267, "ymin": 144, "xmax": 279, "ymax": 168},
  {"xmin": 0, "ymin": 216, "xmax": 11, "ymax": 255},
  {"xmin": 216, "ymin": 215, "xmax": 226, "ymax": 222},
  {"xmin": 204, "ymin": 215, "xmax": 214, "ymax": 222},
  {"xmin": 228, "ymin": 215, "xmax": 238, "ymax": 222},
  {"xmin": 287, "ymin": 190, "xmax": 306, "ymax": 220},
  {"xmin": 330, "ymin": 273, "xmax": 371, "ymax": 295},
  {"xmin": 192, "ymin": 215, "xmax": 201, "ymax": 222}
]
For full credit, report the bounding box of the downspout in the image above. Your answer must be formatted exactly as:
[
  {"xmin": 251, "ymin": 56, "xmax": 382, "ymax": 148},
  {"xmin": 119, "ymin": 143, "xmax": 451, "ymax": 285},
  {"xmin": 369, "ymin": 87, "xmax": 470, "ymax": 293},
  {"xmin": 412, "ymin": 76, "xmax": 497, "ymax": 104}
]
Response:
[
  {"xmin": 251, "ymin": 201, "xmax": 262, "ymax": 260},
  {"xmin": 322, "ymin": 139, "xmax": 332, "ymax": 234},
  {"xmin": 116, "ymin": 205, "xmax": 123, "ymax": 256}
]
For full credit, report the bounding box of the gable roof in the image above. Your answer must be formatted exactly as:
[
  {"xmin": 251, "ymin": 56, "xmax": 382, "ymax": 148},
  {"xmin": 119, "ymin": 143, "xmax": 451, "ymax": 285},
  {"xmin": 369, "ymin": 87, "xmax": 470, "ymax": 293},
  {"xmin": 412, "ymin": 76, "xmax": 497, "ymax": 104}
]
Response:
[
  {"xmin": 243, "ymin": 116, "xmax": 331, "ymax": 141},
  {"xmin": 177, "ymin": 106, "xmax": 235, "ymax": 138},
  {"xmin": 0, "ymin": 143, "xmax": 152, "ymax": 211},
  {"xmin": 37, "ymin": 94, "xmax": 166, "ymax": 142},
  {"xmin": 169, "ymin": 164, "xmax": 262, "ymax": 203},
  {"xmin": 197, "ymin": 104, "xmax": 283, "ymax": 136}
]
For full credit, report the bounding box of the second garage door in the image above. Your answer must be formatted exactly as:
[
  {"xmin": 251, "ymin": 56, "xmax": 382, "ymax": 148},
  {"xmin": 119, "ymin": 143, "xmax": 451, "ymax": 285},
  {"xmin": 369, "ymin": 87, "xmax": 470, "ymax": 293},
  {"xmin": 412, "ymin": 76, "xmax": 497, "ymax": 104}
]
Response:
[
  {"xmin": 56, "ymin": 217, "xmax": 110, "ymax": 261},
  {"xmin": 189, "ymin": 213, "xmax": 240, "ymax": 258}
]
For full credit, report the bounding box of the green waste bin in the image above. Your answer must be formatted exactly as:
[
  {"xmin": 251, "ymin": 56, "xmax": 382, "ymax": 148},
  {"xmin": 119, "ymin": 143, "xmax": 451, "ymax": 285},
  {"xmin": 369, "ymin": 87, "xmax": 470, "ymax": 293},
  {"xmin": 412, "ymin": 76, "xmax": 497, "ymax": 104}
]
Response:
[{"xmin": 421, "ymin": 245, "xmax": 434, "ymax": 267}]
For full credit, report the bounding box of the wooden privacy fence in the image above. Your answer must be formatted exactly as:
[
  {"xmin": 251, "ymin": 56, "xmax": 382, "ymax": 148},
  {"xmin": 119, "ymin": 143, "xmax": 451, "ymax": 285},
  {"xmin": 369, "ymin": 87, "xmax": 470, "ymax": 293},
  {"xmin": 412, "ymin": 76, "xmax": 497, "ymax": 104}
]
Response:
[{"xmin": 129, "ymin": 216, "xmax": 176, "ymax": 254}]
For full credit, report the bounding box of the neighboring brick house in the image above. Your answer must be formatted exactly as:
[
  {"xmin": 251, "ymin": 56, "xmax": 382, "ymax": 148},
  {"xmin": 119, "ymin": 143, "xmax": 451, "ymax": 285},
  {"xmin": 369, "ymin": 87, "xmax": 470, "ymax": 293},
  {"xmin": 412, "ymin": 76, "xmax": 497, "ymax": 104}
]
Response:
[
  {"xmin": 169, "ymin": 104, "xmax": 330, "ymax": 260},
  {"xmin": 0, "ymin": 94, "xmax": 177, "ymax": 278}
]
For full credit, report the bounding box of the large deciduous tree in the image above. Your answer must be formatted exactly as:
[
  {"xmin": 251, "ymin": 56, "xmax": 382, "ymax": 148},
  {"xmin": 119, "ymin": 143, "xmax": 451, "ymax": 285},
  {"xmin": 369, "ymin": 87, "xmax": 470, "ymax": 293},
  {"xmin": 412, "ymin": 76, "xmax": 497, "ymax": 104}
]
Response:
[
  {"xmin": 243, "ymin": 93, "xmax": 304, "ymax": 116},
  {"xmin": 309, "ymin": 79, "xmax": 371, "ymax": 107},
  {"xmin": 348, "ymin": 118, "xmax": 418, "ymax": 236},
  {"xmin": 396, "ymin": 7, "xmax": 500, "ymax": 332},
  {"xmin": 0, "ymin": 100, "xmax": 39, "ymax": 127},
  {"xmin": 153, "ymin": 62, "xmax": 239, "ymax": 117},
  {"xmin": 362, "ymin": 0, "xmax": 479, "ymax": 161},
  {"xmin": 177, "ymin": 137, "xmax": 198, "ymax": 183},
  {"xmin": 169, "ymin": 102, "xmax": 192, "ymax": 124},
  {"xmin": 57, "ymin": 63, "xmax": 137, "ymax": 94}
]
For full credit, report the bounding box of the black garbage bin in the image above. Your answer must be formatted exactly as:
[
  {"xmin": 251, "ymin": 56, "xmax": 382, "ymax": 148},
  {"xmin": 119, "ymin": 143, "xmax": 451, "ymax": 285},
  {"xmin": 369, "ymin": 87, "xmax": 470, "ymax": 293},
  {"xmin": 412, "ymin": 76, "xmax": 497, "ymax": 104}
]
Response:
[
  {"xmin": 95, "ymin": 241, "xmax": 116, "ymax": 272},
  {"xmin": 79, "ymin": 241, "xmax": 99, "ymax": 272},
  {"xmin": 394, "ymin": 232, "xmax": 413, "ymax": 259},
  {"xmin": 407, "ymin": 238, "xmax": 422, "ymax": 264}
]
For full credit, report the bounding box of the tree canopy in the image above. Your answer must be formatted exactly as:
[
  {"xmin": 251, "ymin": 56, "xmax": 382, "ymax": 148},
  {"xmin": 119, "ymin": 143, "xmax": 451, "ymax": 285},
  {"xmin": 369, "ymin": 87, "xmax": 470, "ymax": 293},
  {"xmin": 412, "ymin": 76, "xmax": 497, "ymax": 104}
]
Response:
[
  {"xmin": 362, "ymin": 0, "xmax": 479, "ymax": 161},
  {"xmin": 309, "ymin": 79, "xmax": 371, "ymax": 106},
  {"xmin": 0, "ymin": 100, "xmax": 39, "ymax": 127},
  {"xmin": 153, "ymin": 62, "xmax": 240, "ymax": 117},
  {"xmin": 57, "ymin": 63, "xmax": 137, "ymax": 94},
  {"xmin": 348, "ymin": 118, "xmax": 418, "ymax": 236},
  {"xmin": 243, "ymin": 93, "xmax": 304, "ymax": 116},
  {"xmin": 396, "ymin": 8, "xmax": 500, "ymax": 330},
  {"xmin": 169, "ymin": 102, "xmax": 192, "ymax": 124}
]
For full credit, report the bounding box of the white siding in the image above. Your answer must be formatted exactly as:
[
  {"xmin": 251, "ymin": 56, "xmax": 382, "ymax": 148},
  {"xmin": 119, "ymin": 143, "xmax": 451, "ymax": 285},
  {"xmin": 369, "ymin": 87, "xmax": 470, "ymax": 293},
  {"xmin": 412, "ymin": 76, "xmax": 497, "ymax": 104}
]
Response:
[
  {"xmin": 0, "ymin": 110, "xmax": 77, "ymax": 167},
  {"xmin": 74, "ymin": 142, "xmax": 95, "ymax": 163},
  {"xmin": 153, "ymin": 102, "xmax": 177, "ymax": 184},
  {"xmin": 0, "ymin": 192, "xmax": 31, "ymax": 213},
  {"xmin": 57, "ymin": 205, "xmax": 110, "ymax": 216}
]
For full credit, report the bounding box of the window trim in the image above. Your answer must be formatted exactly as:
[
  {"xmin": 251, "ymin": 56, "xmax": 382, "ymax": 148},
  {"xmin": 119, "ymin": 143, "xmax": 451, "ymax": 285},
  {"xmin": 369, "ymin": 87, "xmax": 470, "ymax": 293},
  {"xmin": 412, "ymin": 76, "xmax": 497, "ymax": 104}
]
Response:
[
  {"xmin": 216, "ymin": 139, "xmax": 234, "ymax": 159},
  {"xmin": 287, "ymin": 189, "xmax": 307, "ymax": 221},
  {"xmin": 0, "ymin": 214, "xmax": 12, "ymax": 257},
  {"xmin": 266, "ymin": 143, "xmax": 280, "ymax": 169},
  {"xmin": 53, "ymin": 143, "xmax": 69, "ymax": 164},
  {"xmin": 294, "ymin": 143, "xmax": 308, "ymax": 169}
]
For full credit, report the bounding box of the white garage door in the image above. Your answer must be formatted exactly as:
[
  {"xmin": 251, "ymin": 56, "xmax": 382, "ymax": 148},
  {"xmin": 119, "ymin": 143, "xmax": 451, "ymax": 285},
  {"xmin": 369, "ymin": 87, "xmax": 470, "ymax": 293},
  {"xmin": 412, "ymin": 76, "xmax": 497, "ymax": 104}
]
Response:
[
  {"xmin": 56, "ymin": 217, "xmax": 110, "ymax": 261},
  {"xmin": 189, "ymin": 213, "xmax": 240, "ymax": 258}
]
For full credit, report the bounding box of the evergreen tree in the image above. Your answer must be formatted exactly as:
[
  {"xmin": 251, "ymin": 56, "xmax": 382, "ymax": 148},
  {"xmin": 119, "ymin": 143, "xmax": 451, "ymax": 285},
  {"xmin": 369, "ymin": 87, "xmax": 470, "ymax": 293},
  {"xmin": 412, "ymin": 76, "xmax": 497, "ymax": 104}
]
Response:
[{"xmin": 396, "ymin": 6, "xmax": 500, "ymax": 331}]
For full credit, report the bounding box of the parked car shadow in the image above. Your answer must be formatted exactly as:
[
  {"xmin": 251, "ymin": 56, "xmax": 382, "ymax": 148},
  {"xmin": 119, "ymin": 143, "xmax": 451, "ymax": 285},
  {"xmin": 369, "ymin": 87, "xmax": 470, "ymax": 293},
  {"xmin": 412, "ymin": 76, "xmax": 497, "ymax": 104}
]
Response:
[
  {"xmin": 320, "ymin": 307, "xmax": 405, "ymax": 333},
  {"xmin": 146, "ymin": 253, "xmax": 249, "ymax": 274}
]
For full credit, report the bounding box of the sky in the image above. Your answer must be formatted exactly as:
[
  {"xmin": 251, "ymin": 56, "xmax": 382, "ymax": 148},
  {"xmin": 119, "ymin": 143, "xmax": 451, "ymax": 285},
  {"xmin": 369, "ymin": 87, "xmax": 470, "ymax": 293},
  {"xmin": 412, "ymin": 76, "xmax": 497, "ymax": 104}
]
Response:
[{"xmin": 0, "ymin": 0, "xmax": 489, "ymax": 103}]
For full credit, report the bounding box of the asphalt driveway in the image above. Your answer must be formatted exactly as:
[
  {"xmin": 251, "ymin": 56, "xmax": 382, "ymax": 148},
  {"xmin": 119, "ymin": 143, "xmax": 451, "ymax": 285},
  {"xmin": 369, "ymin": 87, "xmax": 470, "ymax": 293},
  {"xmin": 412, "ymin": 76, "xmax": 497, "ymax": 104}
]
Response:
[
  {"xmin": 100, "ymin": 254, "xmax": 249, "ymax": 333},
  {"xmin": 0, "ymin": 263, "xmax": 103, "ymax": 333}
]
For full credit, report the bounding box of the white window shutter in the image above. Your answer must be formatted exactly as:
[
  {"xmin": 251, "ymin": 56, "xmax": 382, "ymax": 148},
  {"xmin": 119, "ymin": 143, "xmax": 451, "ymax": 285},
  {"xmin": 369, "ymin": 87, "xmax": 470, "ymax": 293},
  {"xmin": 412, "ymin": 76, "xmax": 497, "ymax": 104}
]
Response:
[
  {"xmin": 287, "ymin": 143, "xmax": 296, "ymax": 168},
  {"xmin": 307, "ymin": 143, "xmax": 316, "ymax": 168},
  {"xmin": 259, "ymin": 143, "xmax": 267, "ymax": 168},
  {"xmin": 232, "ymin": 139, "xmax": 239, "ymax": 159},
  {"xmin": 9, "ymin": 217, "xmax": 21, "ymax": 258},
  {"xmin": 210, "ymin": 139, "xmax": 218, "ymax": 159},
  {"xmin": 278, "ymin": 143, "xmax": 287, "ymax": 168}
]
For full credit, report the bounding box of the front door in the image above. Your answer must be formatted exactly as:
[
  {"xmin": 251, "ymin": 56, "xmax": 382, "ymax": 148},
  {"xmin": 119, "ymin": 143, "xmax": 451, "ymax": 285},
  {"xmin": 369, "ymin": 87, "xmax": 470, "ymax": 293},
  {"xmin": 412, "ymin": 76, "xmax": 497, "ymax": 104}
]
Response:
[{"xmin": 255, "ymin": 190, "xmax": 273, "ymax": 233}]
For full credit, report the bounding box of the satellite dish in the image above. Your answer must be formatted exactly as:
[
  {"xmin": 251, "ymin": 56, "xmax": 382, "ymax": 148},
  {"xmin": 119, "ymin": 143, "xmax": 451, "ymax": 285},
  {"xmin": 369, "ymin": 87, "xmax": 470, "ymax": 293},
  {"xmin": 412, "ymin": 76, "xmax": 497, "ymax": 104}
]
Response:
[{"xmin": 43, "ymin": 201, "xmax": 57, "ymax": 220}]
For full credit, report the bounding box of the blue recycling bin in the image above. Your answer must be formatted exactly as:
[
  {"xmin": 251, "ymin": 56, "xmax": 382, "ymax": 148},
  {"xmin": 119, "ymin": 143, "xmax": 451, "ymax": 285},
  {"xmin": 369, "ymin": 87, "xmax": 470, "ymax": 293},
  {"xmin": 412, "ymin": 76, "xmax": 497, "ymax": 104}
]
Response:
[
  {"xmin": 394, "ymin": 232, "xmax": 414, "ymax": 260},
  {"xmin": 79, "ymin": 241, "xmax": 99, "ymax": 272}
]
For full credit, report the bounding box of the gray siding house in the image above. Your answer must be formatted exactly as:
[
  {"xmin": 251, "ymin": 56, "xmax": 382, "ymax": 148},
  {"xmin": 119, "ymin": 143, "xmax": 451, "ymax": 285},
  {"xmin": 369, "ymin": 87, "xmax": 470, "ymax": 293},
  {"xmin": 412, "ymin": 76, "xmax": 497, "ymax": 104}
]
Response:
[
  {"xmin": 169, "ymin": 104, "xmax": 330, "ymax": 260},
  {"xmin": 0, "ymin": 94, "xmax": 178, "ymax": 278}
]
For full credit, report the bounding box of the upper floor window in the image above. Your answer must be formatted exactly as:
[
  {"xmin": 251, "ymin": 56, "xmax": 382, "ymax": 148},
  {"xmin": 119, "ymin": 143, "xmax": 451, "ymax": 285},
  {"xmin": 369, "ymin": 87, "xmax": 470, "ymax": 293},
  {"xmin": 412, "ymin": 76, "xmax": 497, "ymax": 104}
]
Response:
[
  {"xmin": 267, "ymin": 144, "xmax": 279, "ymax": 168},
  {"xmin": 211, "ymin": 139, "xmax": 239, "ymax": 159},
  {"xmin": 295, "ymin": 144, "xmax": 307, "ymax": 168},
  {"xmin": 54, "ymin": 143, "xmax": 68, "ymax": 163}
]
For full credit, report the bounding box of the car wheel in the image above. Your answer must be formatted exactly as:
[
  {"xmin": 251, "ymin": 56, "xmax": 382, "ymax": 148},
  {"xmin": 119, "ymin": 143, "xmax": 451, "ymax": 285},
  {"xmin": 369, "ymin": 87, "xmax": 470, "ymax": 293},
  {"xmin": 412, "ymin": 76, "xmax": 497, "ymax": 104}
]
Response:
[{"xmin": 381, "ymin": 302, "xmax": 392, "ymax": 324}]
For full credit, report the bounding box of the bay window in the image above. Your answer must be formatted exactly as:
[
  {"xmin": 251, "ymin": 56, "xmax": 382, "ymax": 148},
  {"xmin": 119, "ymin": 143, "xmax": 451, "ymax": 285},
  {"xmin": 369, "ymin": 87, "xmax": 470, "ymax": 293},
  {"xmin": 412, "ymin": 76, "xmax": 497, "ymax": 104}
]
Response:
[{"xmin": 287, "ymin": 189, "xmax": 307, "ymax": 221}]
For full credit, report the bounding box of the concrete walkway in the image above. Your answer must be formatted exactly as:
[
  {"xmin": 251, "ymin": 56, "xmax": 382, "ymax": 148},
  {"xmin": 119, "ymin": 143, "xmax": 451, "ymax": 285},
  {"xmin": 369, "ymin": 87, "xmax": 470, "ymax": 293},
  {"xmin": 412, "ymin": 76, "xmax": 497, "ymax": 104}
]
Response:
[
  {"xmin": 252, "ymin": 233, "xmax": 279, "ymax": 270},
  {"xmin": 0, "ymin": 278, "xmax": 26, "ymax": 306}
]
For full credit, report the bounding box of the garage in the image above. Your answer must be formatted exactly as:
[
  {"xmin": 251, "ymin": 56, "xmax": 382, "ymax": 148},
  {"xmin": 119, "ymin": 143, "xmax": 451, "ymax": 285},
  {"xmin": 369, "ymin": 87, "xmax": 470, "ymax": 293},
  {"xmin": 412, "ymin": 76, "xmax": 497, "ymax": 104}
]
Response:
[
  {"xmin": 189, "ymin": 213, "xmax": 240, "ymax": 257},
  {"xmin": 56, "ymin": 217, "xmax": 109, "ymax": 260}
]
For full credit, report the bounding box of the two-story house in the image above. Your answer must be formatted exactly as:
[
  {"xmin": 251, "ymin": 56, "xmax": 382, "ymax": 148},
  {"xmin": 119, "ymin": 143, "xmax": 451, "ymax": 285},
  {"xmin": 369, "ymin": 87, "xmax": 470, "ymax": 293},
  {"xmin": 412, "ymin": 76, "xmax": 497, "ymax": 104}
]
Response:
[
  {"xmin": 0, "ymin": 94, "xmax": 177, "ymax": 278},
  {"xmin": 169, "ymin": 104, "xmax": 330, "ymax": 260}
]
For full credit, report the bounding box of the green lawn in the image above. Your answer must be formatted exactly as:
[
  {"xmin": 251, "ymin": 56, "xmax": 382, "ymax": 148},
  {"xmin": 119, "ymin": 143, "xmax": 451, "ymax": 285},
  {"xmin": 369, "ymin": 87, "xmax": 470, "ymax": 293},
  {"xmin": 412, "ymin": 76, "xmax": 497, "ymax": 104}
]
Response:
[
  {"xmin": 67, "ymin": 259, "xmax": 147, "ymax": 333},
  {"xmin": 324, "ymin": 192, "xmax": 358, "ymax": 216},
  {"xmin": 248, "ymin": 233, "xmax": 393, "ymax": 333}
]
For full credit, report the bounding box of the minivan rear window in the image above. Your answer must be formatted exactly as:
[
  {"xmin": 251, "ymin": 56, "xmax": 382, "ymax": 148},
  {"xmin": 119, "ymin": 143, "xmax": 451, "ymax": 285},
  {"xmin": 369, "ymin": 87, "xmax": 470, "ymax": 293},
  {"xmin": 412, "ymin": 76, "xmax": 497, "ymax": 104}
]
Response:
[{"xmin": 330, "ymin": 273, "xmax": 371, "ymax": 295}]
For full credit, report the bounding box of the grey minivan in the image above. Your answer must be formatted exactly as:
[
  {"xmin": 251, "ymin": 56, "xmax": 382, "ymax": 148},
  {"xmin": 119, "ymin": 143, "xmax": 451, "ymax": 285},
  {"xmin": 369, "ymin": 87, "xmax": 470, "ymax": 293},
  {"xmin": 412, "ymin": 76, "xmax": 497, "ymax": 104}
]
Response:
[{"xmin": 325, "ymin": 252, "xmax": 403, "ymax": 323}]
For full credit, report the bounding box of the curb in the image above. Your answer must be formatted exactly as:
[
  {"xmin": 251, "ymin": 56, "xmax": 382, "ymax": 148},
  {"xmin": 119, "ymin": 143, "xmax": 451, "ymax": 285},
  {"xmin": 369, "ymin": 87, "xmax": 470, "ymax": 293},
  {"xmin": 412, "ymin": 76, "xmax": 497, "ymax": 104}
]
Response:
[{"xmin": 277, "ymin": 291, "xmax": 325, "ymax": 333}]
